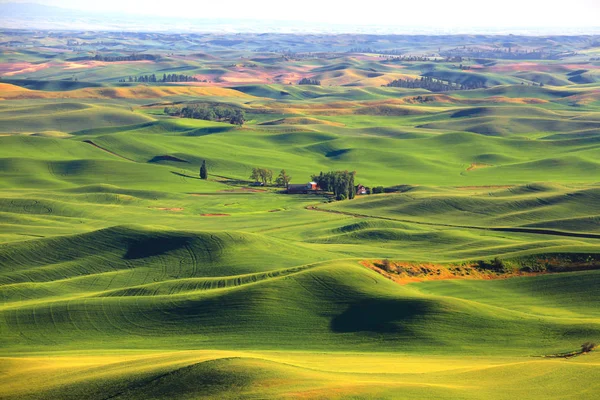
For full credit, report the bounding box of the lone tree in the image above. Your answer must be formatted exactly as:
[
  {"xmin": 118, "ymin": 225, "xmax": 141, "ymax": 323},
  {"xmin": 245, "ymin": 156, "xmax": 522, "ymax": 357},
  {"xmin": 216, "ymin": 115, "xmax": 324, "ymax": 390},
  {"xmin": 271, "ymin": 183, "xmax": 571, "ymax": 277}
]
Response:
[
  {"xmin": 200, "ymin": 160, "xmax": 208, "ymax": 180},
  {"xmin": 275, "ymin": 169, "xmax": 291, "ymax": 187}
]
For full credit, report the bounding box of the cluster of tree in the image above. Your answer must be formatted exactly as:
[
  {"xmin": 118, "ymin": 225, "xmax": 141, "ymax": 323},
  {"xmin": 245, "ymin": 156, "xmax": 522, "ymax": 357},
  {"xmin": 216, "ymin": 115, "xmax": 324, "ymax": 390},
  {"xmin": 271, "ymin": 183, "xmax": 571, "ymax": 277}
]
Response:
[
  {"xmin": 277, "ymin": 51, "xmax": 332, "ymax": 60},
  {"xmin": 119, "ymin": 74, "xmax": 204, "ymax": 83},
  {"xmin": 164, "ymin": 104, "xmax": 245, "ymax": 126},
  {"xmin": 385, "ymin": 76, "xmax": 465, "ymax": 91},
  {"xmin": 311, "ymin": 170, "xmax": 356, "ymax": 201},
  {"xmin": 372, "ymin": 186, "xmax": 385, "ymax": 194},
  {"xmin": 521, "ymin": 82, "xmax": 544, "ymax": 87},
  {"xmin": 407, "ymin": 95, "xmax": 435, "ymax": 103},
  {"xmin": 298, "ymin": 78, "xmax": 321, "ymax": 85},
  {"xmin": 92, "ymin": 53, "xmax": 159, "ymax": 62},
  {"xmin": 250, "ymin": 168, "xmax": 273, "ymax": 185},
  {"xmin": 249, "ymin": 168, "xmax": 292, "ymax": 187},
  {"xmin": 226, "ymin": 63, "xmax": 257, "ymax": 67},
  {"xmin": 476, "ymin": 257, "xmax": 507, "ymax": 272}
]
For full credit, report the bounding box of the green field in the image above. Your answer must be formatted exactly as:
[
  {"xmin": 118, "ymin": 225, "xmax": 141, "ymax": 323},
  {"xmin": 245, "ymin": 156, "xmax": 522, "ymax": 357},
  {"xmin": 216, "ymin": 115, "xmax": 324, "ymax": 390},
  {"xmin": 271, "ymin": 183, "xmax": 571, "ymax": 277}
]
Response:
[{"xmin": 1, "ymin": 30, "xmax": 600, "ymax": 399}]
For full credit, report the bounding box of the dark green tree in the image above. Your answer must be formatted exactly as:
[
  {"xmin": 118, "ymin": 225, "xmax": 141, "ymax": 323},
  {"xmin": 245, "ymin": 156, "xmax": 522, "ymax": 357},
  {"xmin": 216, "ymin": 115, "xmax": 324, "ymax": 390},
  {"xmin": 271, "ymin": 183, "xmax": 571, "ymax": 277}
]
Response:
[
  {"xmin": 230, "ymin": 109, "xmax": 246, "ymax": 126},
  {"xmin": 311, "ymin": 170, "xmax": 356, "ymax": 201},
  {"xmin": 275, "ymin": 169, "xmax": 291, "ymax": 187},
  {"xmin": 200, "ymin": 160, "xmax": 208, "ymax": 180}
]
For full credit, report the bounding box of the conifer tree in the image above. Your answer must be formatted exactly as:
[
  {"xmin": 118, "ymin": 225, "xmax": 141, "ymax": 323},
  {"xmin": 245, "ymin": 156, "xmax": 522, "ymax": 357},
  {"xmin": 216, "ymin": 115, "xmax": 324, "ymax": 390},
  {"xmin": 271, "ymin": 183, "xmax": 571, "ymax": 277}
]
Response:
[{"xmin": 200, "ymin": 160, "xmax": 208, "ymax": 180}]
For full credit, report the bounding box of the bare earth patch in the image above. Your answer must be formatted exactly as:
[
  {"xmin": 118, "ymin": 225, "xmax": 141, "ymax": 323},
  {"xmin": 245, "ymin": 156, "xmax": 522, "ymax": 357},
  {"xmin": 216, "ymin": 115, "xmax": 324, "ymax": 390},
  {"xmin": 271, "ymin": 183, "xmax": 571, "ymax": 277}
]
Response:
[
  {"xmin": 360, "ymin": 260, "xmax": 539, "ymax": 285},
  {"xmin": 466, "ymin": 163, "xmax": 492, "ymax": 171}
]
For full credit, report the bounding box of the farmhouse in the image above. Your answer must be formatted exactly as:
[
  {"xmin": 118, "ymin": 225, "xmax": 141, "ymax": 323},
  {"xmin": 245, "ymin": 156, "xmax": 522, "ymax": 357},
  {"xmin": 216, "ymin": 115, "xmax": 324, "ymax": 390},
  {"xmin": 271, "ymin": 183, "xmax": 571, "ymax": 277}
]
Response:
[
  {"xmin": 356, "ymin": 184, "xmax": 368, "ymax": 195},
  {"xmin": 287, "ymin": 182, "xmax": 318, "ymax": 194}
]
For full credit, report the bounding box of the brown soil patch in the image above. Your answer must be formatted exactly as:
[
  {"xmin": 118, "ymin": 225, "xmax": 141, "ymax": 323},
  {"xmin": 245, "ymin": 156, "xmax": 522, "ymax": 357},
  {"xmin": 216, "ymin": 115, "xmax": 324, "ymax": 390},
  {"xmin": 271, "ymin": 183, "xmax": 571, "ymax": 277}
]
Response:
[
  {"xmin": 466, "ymin": 163, "xmax": 492, "ymax": 171},
  {"xmin": 360, "ymin": 260, "xmax": 538, "ymax": 285},
  {"xmin": 149, "ymin": 207, "xmax": 184, "ymax": 211},
  {"xmin": 201, "ymin": 213, "xmax": 230, "ymax": 217},
  {"xmin": 268, "ymin": 209, "xmax": 281, "ymax": 212}
]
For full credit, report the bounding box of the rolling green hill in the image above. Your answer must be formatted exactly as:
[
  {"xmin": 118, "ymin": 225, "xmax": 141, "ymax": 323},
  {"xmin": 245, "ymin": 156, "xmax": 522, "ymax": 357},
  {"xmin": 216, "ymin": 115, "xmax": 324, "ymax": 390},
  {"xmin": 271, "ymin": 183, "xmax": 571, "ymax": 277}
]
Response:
[{"xmin": 1, "ymin": 32, "xmax": 600, "ymax": 399}]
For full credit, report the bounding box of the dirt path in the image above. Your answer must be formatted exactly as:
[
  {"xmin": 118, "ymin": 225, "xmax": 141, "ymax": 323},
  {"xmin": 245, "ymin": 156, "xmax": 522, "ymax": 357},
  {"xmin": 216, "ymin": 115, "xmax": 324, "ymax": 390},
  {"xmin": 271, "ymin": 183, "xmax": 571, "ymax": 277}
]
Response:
[{"xmin": 305, "ymin": 204, "xmax": 600, "ymax": 240}]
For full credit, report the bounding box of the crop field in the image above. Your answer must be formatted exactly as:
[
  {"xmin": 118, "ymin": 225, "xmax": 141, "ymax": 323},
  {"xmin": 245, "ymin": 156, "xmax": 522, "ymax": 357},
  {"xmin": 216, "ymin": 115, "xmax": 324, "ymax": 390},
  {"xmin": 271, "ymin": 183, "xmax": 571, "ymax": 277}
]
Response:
[{"xmin": 1, "ymin": 30, "xmax": 600, "ymax": 399}]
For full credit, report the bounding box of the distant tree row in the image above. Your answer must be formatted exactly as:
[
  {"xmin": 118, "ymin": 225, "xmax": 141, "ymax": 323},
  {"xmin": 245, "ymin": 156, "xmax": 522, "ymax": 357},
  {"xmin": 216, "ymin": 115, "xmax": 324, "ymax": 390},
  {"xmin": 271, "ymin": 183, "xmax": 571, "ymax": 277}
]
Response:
[
  {"xmin": 385, "ymin": 76, "xmax": 466, "ymax": 91},
  {"xmin": 349, "ymin": 48, "xmax": 406, "ymax": 56},
  {"xmin": 120, "ymin": 74, "xmax": 204, "ymax": 83},
  {"xmin": 383, "ymin": 55, "xmax": 436, "ymax": 62},
  {"xmin": 164, "ymin": 104, "xmax": 245, "ymax": 125},
  {"xmin": 311, "ymin": 171, "xmax": 356, "ymax": 201},
  {"xmin": 440, "ymin": 48, "xmax": 568, "ymax": 60},
  {"xmin": 383, "ymin": 56, "xmax": 463, "ymax": 62},
  {"xmin": 92, "ymin": 53, "xmax": 159, "ymax": 62},
  {"xmin": 299, "ymin": 78, "xmax": 321, "ymax": 85}
]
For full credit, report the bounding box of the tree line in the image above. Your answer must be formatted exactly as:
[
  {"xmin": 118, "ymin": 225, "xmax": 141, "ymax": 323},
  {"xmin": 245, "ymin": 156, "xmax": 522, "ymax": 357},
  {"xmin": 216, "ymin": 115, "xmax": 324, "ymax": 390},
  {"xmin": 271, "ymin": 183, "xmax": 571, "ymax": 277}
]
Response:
[
  {"xmin": 440, "ymin": 48, "xmax": 567, "ymax": 60},
  {"xmin": 119, "ymin": 74, "xmax": 205, "ymax": 83},
  {"xmin": 164, "ymin": 104, "xmax": 245, "ymax": 125},
  {"xmin": 93, "ymin": 54, "xmax": 159, "ymax": 62},
  {"xmin": 385, "ymin": 76, "xmax": 464, "ymax": 91}
]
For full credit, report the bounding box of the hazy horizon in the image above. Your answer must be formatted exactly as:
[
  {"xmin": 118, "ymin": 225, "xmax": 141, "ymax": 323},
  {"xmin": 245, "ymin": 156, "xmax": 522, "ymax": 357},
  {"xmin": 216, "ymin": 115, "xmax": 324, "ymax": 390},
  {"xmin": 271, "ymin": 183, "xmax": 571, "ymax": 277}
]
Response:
[{"xmin": 1, "ymin": 0, "xmax": 599, "ymax": 34}]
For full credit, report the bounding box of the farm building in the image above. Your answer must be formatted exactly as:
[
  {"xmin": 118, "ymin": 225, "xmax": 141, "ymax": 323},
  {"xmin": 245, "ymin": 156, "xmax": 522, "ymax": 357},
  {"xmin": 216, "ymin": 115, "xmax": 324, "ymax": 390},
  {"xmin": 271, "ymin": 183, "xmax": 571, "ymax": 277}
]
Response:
[
  {"xmin": 356, "ymin": 184, "xmax": 368, "ymax": 195},
  {"xmin": 287, "ymin": 182, "xmax": 319, "ymax": 194}
]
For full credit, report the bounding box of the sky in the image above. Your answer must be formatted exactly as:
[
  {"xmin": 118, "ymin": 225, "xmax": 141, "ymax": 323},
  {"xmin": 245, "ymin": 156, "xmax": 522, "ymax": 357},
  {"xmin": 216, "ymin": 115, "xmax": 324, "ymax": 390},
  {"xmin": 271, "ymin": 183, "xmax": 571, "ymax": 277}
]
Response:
[{"xmin": 3, "ymin": 0, "xmax": 600, "ymax": 30}]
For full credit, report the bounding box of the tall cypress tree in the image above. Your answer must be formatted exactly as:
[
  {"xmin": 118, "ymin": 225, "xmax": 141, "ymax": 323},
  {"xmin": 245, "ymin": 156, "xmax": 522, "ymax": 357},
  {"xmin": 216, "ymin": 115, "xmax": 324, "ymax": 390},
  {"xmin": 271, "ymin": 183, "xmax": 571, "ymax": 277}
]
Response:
[{"xmin": 200, "ymin": 160, "xmax": 208, "ymax": 180}]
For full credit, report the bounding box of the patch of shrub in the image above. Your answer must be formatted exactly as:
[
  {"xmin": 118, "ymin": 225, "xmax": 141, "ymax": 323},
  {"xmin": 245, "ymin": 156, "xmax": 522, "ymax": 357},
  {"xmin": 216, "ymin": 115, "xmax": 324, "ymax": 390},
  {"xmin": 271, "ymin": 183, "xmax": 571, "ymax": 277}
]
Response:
[
  {"xmin": 372, "ymin": 186, "xmax": 385, "ymax": 194},
  {"xmin": 381, "ymin": 259, "xmax": 391, "ymax": 272},
  {"xmin": 475, "ymin": 257, "xmax": 508, "ymax": 272},
  {"xmin": 582, "ymin": 342, "xmax": 596, "ymax": 353}
]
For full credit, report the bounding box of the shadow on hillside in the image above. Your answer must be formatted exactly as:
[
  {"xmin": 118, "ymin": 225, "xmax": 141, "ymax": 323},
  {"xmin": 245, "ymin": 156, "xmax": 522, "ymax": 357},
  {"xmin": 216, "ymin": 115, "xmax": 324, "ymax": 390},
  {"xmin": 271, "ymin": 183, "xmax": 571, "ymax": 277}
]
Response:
[
  {"xmin": 171, "ymin": 171, "xmax": 203, "ymax": 180},
  {"xmin": 125, "ymin": 236, "xmax": 191, "ymax": 259},
  {"xmin": 184, "ymin": 126, "xmax": 235, "ymax": 136},
  {"xmin": 330, "ymin": 298, "xmax": 431, "ymax": 334}
]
